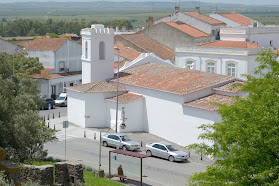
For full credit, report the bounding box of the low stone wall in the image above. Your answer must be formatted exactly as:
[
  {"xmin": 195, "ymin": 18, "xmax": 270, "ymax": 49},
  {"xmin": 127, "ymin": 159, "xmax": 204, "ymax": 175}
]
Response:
[
  {"xmin": 55, "ymin": 162, "xmax": 84, "ymax": 186},
  {"xmin": 20, "ymin": 164, "xmax": 54, "ymax": 186}
]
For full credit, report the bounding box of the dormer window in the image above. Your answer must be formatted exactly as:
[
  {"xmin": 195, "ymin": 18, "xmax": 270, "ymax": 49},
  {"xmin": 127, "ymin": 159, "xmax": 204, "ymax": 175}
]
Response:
[{"xmin": 99, "ymin": 41, "xmax": 105, "ymax": 60}]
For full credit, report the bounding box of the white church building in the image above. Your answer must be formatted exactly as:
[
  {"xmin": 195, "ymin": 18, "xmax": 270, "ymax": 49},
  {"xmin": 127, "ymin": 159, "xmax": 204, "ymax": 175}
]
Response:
[{"xmin": 67, "ymin": 24, "xmax": 245, "ymax": 146}]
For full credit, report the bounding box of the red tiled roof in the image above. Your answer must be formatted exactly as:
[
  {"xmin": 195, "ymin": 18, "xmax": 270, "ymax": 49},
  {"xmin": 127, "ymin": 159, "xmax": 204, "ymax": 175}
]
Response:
[
  {"xmin": 117, "ymin": 34, "xmax": 175, "ymax": 61},
  {"xmin": 198, "ymin": 40, "xmax": 260, "ymax": 49},
  {"xmin": 26, "ymin": 38, "xmax": 68, "ymax": 51},
  {"xmin": 29, "ymin": 68, "xmax": 54, "ymax": 79},
  {"xmin": 184, "ymin": 11, "xmax": 226, "ymax": 26},
  {"xmin": 165, "ymin": 22, "xmax": 210, "ymax": 38},
  {"xmin": 183, "ymin": 94, "xmax": 235, "ymax": 111},
  {"xmin": 219, "ymin": 13, "xmax": 254, "ymax": 26},
  {"xmin": 107, "ymin": 93, "xmax": 144, "ymax": 104},
  {"xmin": 213, "ymin": 81, "xmax": 245, "ymax": 93},
  {"xmin": 110, "ymin": 63, "xmax": 234, "ymax": 95},
  {"xmin": 275, "ymin": 49, "xmax": 279, "ymax": 54},
  {"xmin": 114, "ymin": 60, "xmax": 126, "ymax": 71},
  {"xmin": 66, "ymin": 81, "xmax": 127, "ymax": 93},
  {"xmin": 114, "ymin": 44, "xmax": 141, "ymax": 61},
  {"xmin": 29, "ymin": 68, "xmax": 82, "ymax": 79}
]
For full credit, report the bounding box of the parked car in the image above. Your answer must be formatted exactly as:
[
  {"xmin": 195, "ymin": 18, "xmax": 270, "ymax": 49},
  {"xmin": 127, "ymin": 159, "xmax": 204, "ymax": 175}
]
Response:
[
  {"xmin": 41, "ymin": 98, "xmax": 55, "ymax": 110},
  {"xmin": 145, "ymin": 142, "xmax": 188, "ymax": 162},
  {"xmin": 101, "ymin": 133, "xmax": 140, "ymax": 151},
  {"xmin": 55, "ymin": 93, "xmax": 67, "ymax": 106}
]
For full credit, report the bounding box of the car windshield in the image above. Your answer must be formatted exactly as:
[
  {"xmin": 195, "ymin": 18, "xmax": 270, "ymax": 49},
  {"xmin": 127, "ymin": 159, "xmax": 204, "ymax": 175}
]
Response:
[
  {"xmin": 121, "ymin": 136, "xmax": 131, "ymax": 142},
  {"xmin": 166, "ymin": 145, "xmax": 178, "ymax": 152},
  {"xmin": 46, "ymin": 99, "xmax": 53, "ymax": 102},
  {"xmin": 56, "ymin": 97, "xmax": 65, "ymax": 100}
]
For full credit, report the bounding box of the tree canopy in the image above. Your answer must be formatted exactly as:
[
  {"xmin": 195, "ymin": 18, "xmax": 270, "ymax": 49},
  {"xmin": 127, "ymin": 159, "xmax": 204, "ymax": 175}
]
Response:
[
  {"xmin": 0, "ymin": 51, "xmax": 56, "ymax": 162},
  {"xmin": 188, "ymin": 49, "xmax": 279, "ymax": 185}
]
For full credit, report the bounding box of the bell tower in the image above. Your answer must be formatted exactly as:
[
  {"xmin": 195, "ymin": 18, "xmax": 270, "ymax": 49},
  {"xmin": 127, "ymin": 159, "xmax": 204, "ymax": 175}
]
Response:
[{"xmin": 81, "ymin": 24, "xmax": 114, "ymax": 84}]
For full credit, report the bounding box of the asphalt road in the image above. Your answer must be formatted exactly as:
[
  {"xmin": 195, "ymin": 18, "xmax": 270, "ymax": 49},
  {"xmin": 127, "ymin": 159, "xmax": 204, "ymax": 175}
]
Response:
[{"xmin": 41, "ymin": 107, "xmax": 213, "ymax": 186}]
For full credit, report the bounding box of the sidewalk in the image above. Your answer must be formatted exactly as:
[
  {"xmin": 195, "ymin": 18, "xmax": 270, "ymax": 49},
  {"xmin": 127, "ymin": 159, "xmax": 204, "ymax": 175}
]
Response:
[{"xmin": 44, "ymin": 116, "xmax": 214, "ymax": 165}]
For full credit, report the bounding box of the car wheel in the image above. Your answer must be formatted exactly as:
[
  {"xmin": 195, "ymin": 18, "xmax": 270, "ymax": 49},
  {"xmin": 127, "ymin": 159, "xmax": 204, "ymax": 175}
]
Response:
[
  {"xmin": 122, "ymin": 145, "xmax": 128, "ymax": 151},
  {"xmin": 146, "ymin": 150, "xmax": 152, "ymax": 156},
  {"xmin": 168, "ymin": 155, "xmax": 175, "ymax": 162},
  {"xmin": 103, "ymin": 141, "xmax": 108, "ymax": 147}
]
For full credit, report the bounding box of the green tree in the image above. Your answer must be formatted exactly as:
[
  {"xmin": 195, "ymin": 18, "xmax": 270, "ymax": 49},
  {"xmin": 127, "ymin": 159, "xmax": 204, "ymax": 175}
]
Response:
[
  {"xmin": 188, "ymin": 49, "xmax": 279, "ymax": 185},
  {"xmin": 0, "ymin": 52, "xmax": 56, "ymax": 162}
]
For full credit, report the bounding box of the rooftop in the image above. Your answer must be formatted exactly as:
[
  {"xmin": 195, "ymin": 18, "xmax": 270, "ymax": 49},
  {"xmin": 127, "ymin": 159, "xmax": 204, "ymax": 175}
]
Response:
[
  {"xmin": 114, "ymin": 44, "xmax": 141, "ymax": 61},
  {"xmin": 107, "ymin": 93, "xmax": 144, "ymax": 104},
  {"xmin": 26, "ymin": 38, "xmax": 68, "ymax": 51},
  {"xmin": 219, "ymin": 13, "xmax": 254, "ymax": 26},
  {"xmin": 183, "ymin": 94, "xmax": 235, "ymax": 111},
  {"xmin": 66, "ymin": 81, "xmax": 127, "ymax": 93},
  {"xmin": 183, "ymin": 11, "xmax": 226, "ymax": 26},
  {"xmin": 116, "ymin": 34, "xmax": 175, "ymax": 61},
  {"xmin": 110, "ymin": 63, "xmax": 234, "ymax": 95},
  {"xmin": 165, "ymin": 22, "xmax": 211, "ymax": 38},
  {"xmin": 213, "ymin": 80, "xmax": 244, "ymax": 93},
  {"xmin": 29, "ymin": 68, "xmax": 81, "ymax": 79},
  {"xmin": 198, "ymin": 40, "xmax": 260, "ymax": 49}
]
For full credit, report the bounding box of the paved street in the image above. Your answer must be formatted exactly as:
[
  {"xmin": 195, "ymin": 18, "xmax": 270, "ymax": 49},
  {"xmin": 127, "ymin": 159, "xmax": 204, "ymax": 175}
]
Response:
[{"xmin": 41, "ymin": 107, "xmax": 214, "ymax": 186}]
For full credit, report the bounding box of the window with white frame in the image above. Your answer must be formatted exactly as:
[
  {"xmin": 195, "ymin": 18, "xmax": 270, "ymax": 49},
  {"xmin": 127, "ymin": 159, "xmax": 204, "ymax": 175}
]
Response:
[
  {"xmin": 59, "ymin": 61, "xmax": 65, "ymax": 72},
  {"xmin": 207, "ymin": 62, "xmax": 215, "ymax": 73},
  {"xmin": 185, "ymin": 60, "xmax": 195, "ymax": 69},
  {"xmin": 227, "ymin": 63, "xmax": 236, "ymax": 77}
]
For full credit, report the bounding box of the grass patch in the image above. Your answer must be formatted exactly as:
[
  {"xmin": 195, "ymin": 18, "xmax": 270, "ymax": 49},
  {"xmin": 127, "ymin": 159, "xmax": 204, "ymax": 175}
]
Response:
[{"xmin": 84, "ymin": 171, "xmax": 124, "ymax": 186}]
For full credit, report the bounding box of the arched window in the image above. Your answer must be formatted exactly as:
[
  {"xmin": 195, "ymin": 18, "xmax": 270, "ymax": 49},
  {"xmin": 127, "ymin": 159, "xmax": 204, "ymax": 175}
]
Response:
[
  {"xmin": 185, "ymin": 60, "xmax": 195, "ymax": 69},
  {"xmin": 85, "ymin": 41, "xmax": 88, "ymax": 59},
  {"xmin": 227, "ymin": 63, "xmax": 236, "ymax": 77},
  {"xmin": 99, "ymin": 41, "xmax": 105, "ymax": 60},
  {"xmin": 206, "ymin": 62, "xmax": 216, "ymax": 73}
]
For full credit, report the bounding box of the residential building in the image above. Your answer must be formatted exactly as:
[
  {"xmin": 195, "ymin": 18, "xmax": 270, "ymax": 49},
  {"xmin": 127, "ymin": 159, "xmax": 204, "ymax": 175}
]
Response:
[
  {"xmin": 67, "ymin": 24, "xmax": 244, "ymax": 147},
  {"xmin": 175, "ymin": 40, "xmax": 261, "ymax": 80},
  {"xmin": 0, "ymin": 38, "xmax": 23, "ymax": 54},
  {"xmin": 143, "ymin": 21, "xmax": 214, "ymax": 50},
  {"xmin": 26, "ymin": 38, "xmax": 82, "ymax": 99}
]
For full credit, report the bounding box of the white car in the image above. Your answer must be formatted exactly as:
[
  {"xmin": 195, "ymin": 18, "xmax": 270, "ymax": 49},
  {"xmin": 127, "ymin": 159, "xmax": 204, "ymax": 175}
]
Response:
[
  {"xmin": 55, "ymin": 93, "xmax": 67, "ymax": 106},
  {"xmin": 145, "ymin": 142, "xmax": 188, "ymax": 162},
  {"xmin": 101, "ymin": 133, "xmax": 140, "ymax": 151}
]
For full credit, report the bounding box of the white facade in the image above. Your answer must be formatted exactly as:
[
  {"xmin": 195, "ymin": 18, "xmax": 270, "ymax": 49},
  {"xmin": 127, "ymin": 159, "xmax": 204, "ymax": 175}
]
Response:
[
  {"xmin": 175, "ymin": 46, "xmax": 260, "ymax": 80},
  {"xmin": 27, "ymin": 40, "xmax": 82, "ymax": 73},
  {"xmin": 81, "ymin": 24, "xmax": 114, "ymax": 84},
  {"xmin": 220, "ymin": 27, "xmax": 279, "ymax": 48}
]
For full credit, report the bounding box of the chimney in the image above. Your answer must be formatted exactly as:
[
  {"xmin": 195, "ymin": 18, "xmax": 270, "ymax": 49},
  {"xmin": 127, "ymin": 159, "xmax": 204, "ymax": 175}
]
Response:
[
  {"xmin": 146, "ymin": 16, "xmax": 154, "ymax": 27},
  {"xmin": 175, "ymin": 6, "xmax": 180, "ymax": 13},
  {"xmin": 46, "ymin": 33, "xmax": 50, "ymax": 38},
  {"xmin": 195, "ymin": 7, "xmax": 200, "ymax": 13}
]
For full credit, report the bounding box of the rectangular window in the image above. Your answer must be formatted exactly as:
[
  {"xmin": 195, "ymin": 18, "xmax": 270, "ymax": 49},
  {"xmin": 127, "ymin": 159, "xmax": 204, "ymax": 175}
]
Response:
[
  {"xmin": 207, "ymin": 62, "xmax": 215, "ymax": 73},
  {"xmin": 59, "ymin": 61, "xmax": 65, "ymax": 72},
  {"xmin": 228, "ymin": 63, "xmax": 236, "ymax": 77},
  {"xmin": 270, "ymin": 40, "xmax": 273, "ymax": 47}
]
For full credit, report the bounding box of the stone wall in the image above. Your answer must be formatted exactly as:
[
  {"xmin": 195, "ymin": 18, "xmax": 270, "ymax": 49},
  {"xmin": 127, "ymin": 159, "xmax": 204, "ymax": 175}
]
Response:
[
  {"xmin": 55, "ymin": 162, "xmax": 84, "ymax": 186},
  {"xmin": 20, "ymin": 164, "xmax": 54, "ymax": 186}
]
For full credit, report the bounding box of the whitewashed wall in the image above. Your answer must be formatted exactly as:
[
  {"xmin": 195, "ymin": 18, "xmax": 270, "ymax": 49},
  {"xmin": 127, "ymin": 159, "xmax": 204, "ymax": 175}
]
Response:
[
  {"xmin": 67, "ymin": 90, "xmax": 86, "ymax": 127},
  {"xmin": 27, "ymin": 50, "xmax": 55, "ymax": 68},
  {"xmin": 107, "ymin": 97, "xmax": 145, "ymax": 132}
]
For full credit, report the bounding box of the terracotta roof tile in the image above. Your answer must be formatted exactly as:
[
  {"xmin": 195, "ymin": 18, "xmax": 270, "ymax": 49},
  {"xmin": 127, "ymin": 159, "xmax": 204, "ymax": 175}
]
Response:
[
  {"xmin": 114, "ymin": 44, "xmax": 141, "ymax": 61},
  {"xmin": 219, "ymin": 13, "xmax": 254, "ymax": 26},
  {"xmin": 107, "ymin": 93, "xmax": 144, "ymax": 104},
  {"xmin": 198, "ymin": 40, "xmax": 260, "ymax": 49},
  {"xmin": 118, "ymin": 34, "xmax": 175, "ymax": 61},
  {"xmin": 114, "ymin": 60, "xmax": 126, "ymax": 71},
  {"xmin": 183, "ymin": 94, "xmax": 235, "ymax": 111},
  {"xmin": 28, "ymin": 68, "xmax": 81, "ymax": 79},
  {"xmin": 26, "ymin": 38, "xmax": 68, "ymax": 51},
  {"xmin": 66, "ymin": 81, "xmax": 127, "ymax": 93},
  {"xmin": 184, "ymin": 11, "xmax": 226, "ymax": 26},
  {"xmin": 165, "ymin": 22, "xmax": 211, "ymax": 38},
  {"xmin": 110, "ymin": 63, "xmax": 234, "ymax": 95},
  {"xmin": 213, "ymin": 81, "xmax": 245, "ymax": 93}
]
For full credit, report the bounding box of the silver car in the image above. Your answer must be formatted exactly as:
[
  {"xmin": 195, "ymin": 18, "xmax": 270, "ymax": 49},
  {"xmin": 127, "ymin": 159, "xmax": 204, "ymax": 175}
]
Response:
[
  {"xmin": 101, "ymin": 133, "xmax": 140, "ymax": 151},
  {"xmin": 145, "ymin": 142, "xmax": 188, "ymax": 162}
]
